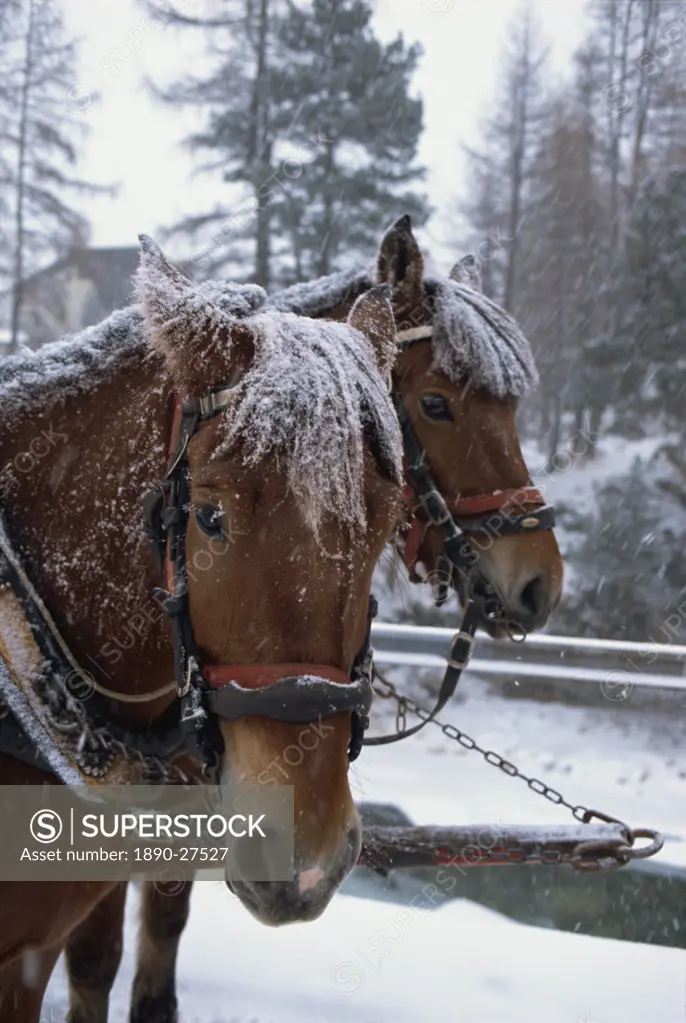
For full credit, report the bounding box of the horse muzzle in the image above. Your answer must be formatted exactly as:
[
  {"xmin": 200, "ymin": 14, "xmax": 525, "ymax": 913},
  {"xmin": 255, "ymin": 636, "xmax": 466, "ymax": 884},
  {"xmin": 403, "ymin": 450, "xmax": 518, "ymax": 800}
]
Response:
[{"xmin": 225, "ymin": 816, "xmax": 362, "ymax": 926}]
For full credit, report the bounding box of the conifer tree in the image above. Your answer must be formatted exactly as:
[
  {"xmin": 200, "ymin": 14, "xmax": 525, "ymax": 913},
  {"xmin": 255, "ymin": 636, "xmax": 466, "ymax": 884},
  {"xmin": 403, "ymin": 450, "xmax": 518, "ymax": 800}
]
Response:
[
  {"xmin": 558, "ymin": 458, "xmax": 686, "ymax": 640},
  {"xmin": 0, "ymin": 0, "xmax": 108, "ymax": 350},
  {"xmin": 618, "ymin": 168, "xmax": 686, "ymax": 435},
  {"xmin": 145, "ymin": 0, "xmax": 288, "ymax": 288},
  {"xmin": 146, "ymin": 0, "xmax": 428, "ymax": 287},
  {"xmin": 271, "ymin": 0, "xmax": 428, "ymax": 282}
]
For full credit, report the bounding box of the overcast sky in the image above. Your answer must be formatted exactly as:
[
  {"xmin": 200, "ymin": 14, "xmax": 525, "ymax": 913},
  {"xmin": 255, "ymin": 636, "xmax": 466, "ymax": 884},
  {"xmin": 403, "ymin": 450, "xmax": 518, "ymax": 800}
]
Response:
[{"xmin": 60, "ymin": 0, "xmax": 589, "ymax": 275}]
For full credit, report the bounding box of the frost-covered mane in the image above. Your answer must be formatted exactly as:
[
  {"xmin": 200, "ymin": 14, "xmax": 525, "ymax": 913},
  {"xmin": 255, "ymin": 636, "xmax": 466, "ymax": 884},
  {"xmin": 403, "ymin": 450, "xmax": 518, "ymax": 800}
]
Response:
[
  {"xmin": 132, "ymin": 239, "xmax": 402, "ymax": 535},
  {"xmin": 214, "ymin": 309, "xmax": 402, "ymax": 533},
  {"xmin": 268, "ymin": 265, "xmax": 539, "ymax": 399},
  {"xmin": 0, "ymin": 306, "xmax": 146, "ymax": 426},
  {"xmin": 425, "ymin": 277, "xmax": 538, "ymax": 398}
]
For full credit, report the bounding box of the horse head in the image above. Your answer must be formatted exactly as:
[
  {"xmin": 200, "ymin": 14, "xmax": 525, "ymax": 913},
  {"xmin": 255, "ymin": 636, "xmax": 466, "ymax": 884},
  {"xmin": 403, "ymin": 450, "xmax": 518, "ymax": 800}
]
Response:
[
  {"xmin": 376, "ymin": 215, "xmax": 564, "ymax": 637},
  {"xmin": 137, "ymin": 237, "xmax": 403, "ymax": 924}
]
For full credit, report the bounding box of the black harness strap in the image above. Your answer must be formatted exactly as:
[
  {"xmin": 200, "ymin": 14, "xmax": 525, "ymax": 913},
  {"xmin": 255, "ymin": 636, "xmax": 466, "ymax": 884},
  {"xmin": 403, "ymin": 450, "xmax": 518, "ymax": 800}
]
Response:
[
  {"xmin": 363, "ymin": 600, "xmax": 480, "ymax": 746},
  {"xmin": 208, "ymin": 674, "xmax": 373, "ymax": 725},
  {"xmin": 143, "ymin": 391, "xmax": 378, "ymax": 772},
  {"xmin": 348, "ymin": 593, "xmax": 377, "ymax": 760},
  {"xmin": 0, "ymin": 700, "xmax": 54, "ymax": 773},
  {"xmin": 393, "ymin": 393, "xmax": 478, "ymax": 590},
  {"xmin": 147, "ymin": 397, "xmax": 225, "ymax": 775}
]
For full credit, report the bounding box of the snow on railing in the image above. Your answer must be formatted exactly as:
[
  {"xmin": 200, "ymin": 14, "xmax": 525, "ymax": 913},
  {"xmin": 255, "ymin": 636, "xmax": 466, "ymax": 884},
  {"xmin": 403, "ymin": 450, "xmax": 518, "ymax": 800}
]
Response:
[{"xmin": 370, "ymin": 623, "xmax": 686, "ymax": 692}]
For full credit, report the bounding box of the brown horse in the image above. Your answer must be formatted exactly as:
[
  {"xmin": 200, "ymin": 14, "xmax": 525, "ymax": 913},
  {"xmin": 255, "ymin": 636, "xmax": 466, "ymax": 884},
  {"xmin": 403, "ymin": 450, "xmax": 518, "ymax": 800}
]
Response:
[
  {"xmin": 55, "ymin": 215, "xmax": 565, "ymax": 1023},
  {"xmin": 0, "ymin": 237, "xmax": 405, "ymax": 1021},
  {"xmin": 268, "ymin": 213, "xmax": 564, "ymax": 633}
]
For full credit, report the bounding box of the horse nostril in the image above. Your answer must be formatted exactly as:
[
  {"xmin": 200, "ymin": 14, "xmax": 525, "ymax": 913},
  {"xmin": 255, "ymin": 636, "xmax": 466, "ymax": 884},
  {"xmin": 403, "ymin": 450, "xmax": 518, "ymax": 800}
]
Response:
[
  {"xmin": 519, "ymin": 575, "xmax": 544, "ymax": 618},
  {"xmin": 347, "ymin": 826, "xmax": 361, "ymax": 854}
]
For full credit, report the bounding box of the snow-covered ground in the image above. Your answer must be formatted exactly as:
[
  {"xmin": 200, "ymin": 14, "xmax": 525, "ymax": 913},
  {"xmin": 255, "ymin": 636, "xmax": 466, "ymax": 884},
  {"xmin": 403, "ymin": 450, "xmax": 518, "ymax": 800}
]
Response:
[
  {"xmin": 522, "ymin": 432, "xmax": 666, "ymax": 514},
  {"xmin": 43, "ymin": 673, "xmax": 686, "ymax": 1022},
  {"xmin": 373, "ymin": 429, "xmax": 671, "ymax": 626},
  {"xmin": 44, "ymin": 881, "xmax": 686, "ymax": 1023}
]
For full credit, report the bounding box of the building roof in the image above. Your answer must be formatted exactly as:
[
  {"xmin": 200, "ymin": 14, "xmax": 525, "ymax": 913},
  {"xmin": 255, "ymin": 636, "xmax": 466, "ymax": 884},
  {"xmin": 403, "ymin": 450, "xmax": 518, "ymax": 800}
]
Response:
[{"xmin": 23, "ymin": 246, "xmax": 141, "ymax": 311}]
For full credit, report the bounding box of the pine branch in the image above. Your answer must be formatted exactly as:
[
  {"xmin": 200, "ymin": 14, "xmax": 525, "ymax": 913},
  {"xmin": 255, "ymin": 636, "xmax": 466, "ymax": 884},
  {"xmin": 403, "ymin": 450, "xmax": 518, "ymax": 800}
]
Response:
[{"xmin": 142, "ymin": 0, "xmax": 247, "ymax": 29}]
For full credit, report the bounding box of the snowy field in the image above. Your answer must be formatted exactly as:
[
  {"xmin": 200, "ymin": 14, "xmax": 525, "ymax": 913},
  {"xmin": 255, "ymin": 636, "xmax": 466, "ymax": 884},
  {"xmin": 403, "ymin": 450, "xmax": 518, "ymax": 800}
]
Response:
[
  {"xmin": 43, "ymin": 675, "xmax": 686, "ymax": 1022},
  {"xmin": 43, "ymin": 881, "xmax": 686, "ymax": 1023}
]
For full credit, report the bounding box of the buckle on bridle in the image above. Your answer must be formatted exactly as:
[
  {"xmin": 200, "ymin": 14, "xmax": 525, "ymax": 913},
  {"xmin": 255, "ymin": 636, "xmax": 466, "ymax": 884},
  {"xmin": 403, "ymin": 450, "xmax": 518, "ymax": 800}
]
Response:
[
  {"xmin": 419, "ymin": 489, "xmax": 452, "ymax": 525},
  {"xmin": 178, "ymin": 655, "xmax": 200, "ymax": 698},
  {"xmin": 198, "ymin": 386, "xmax": 236, "ymax": 419},
  {"xmin": 448, "ymin": 631, "xmax": 476, "ymax": 669},
  {"xmin": 520, "ymin": 515, "xmax": 542, "ymax": 528}
]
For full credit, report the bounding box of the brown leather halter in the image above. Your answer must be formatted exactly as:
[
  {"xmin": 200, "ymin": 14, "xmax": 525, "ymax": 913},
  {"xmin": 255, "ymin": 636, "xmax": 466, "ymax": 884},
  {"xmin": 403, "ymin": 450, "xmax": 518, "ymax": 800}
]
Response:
[
  {"xmin": 142, "ymin": 389, "xmax": 376, "ymax": 774},
  {"xmin": 400, "ymin": 483, "xmax": 549, "ymax": 581},
  {"xmin": 391, "ymin": 326, "xmax": 555, "ymax": 611}
]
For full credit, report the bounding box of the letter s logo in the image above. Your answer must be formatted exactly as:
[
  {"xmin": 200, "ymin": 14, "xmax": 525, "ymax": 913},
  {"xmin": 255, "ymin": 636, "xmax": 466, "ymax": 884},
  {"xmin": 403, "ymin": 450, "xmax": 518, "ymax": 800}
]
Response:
[{"xmin": 30, "ymin": 809, "xmax": 63, "ymax": 844}]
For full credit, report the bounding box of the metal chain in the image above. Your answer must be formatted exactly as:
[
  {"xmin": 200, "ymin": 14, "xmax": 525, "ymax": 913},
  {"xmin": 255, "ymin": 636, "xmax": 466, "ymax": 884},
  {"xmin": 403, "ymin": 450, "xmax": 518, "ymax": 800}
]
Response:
[
  {"xmin": 370, "ymin": 667, "xmax": 667, "ymax": 869},
  {"xmin": 373, "ymin": 667, "xmax": 606, "ymax": 824},
  {"xmin": 32, "ymin": 673, "xmax": 197, "ymax": 787}
]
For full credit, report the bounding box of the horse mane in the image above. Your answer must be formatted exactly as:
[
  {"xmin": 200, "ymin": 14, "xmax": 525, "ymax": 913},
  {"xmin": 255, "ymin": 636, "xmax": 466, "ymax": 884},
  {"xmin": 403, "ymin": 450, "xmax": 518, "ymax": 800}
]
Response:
[
  {"xmin": 212, "ymin": 308, "xmax": 402, "ymax": 534},
  {"xmin": 268, "ymin": 266, "xmax": 539, "ymax": 400},
  {"xmin": 0, "ymin": 306, "xmax": 148, "ymax": 428},
  {"xmin": 2, "ymin": 277, "xmax": 402, "ymax": 536},
  {"xmin": 425, "ymin": 277, "xmax": 539, "ymax": 399}
]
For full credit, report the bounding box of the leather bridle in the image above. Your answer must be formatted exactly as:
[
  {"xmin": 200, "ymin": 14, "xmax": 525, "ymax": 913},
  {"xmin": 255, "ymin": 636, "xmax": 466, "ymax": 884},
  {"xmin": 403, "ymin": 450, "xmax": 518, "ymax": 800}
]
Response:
[
  {"xmin": 393, "ymin": 393, "xmax": 555, "ymax": 612},
  {"xmin": 391, "ymin": 325, "xmax": 556, "ymax": 618},
  {"xmin": 142, "ymin": 389, "xmax": 376, "ymax": 777}
]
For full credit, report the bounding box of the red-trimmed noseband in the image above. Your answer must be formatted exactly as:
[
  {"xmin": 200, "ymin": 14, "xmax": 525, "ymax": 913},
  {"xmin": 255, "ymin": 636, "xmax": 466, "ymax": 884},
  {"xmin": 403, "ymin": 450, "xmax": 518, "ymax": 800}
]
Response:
[
  {"xmin": 403, "ymin": 484, "xmax": 545, "ymax": 519},
  {"xmin": 204, "ymin": 664, "xmax": 353, "ymax": 690},
  {"xmin": 447, "ymin": 486, "xmax": 545, "ymax": 518},
  {"xmin": 400, "ymin": 484, "xmax": 548, "ymax": 577}
]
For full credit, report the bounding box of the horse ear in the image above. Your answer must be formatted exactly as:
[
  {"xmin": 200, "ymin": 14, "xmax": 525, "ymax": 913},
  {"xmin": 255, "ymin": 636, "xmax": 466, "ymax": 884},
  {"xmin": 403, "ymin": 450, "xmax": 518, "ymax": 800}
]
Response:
[
  {"xmin": 376, "ymin": 214, "xmax": 424, "ymax": 308},
  {"xmin": 136, "ymin": 234, "xmax": 196, "ymax": 361},
  {"xmin": 136, "ymin": 234, "xmax": 246, "ymax": 384},
  {"xmin": 347, "ymin": 285, "xmax": 397, "ymax": 378},
  {"xmin": 449, "ymin": 254, "xmax": 482, "ymax": 292}
]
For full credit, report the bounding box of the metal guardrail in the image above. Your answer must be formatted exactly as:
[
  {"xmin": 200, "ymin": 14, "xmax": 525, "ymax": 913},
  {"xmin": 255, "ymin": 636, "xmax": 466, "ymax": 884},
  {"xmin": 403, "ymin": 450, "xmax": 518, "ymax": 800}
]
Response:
[{"xmin": 370, "ymin": 623, "xmax": 686, "ymax": 692}]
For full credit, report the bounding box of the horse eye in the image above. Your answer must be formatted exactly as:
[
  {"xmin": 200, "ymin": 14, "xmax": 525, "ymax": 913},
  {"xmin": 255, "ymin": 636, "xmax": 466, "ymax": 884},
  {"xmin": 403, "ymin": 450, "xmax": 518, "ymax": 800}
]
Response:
[
  {"xmin": 195, "ymin": 504, "xmax": 225, "ymax": 538},
  {"xmin": 420, "ymin": 394, "xmax": 454, "ymax": 421}
]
